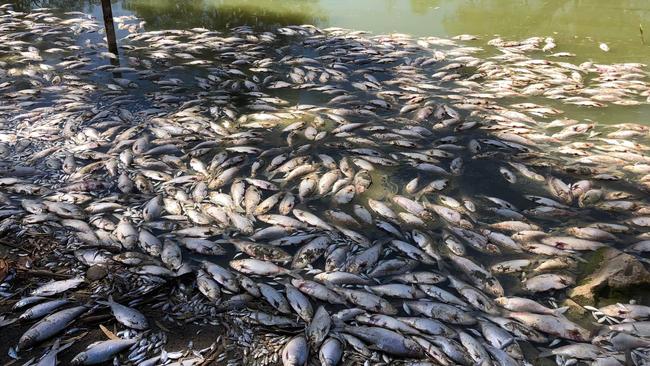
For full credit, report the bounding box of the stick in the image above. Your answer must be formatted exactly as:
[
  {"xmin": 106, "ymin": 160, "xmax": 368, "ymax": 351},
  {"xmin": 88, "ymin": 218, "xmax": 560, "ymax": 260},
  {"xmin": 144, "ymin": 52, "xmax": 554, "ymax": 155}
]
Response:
[
  {"xmin": 199, "ymin": 342, "xmax": 224, "ymax": 366},
  {"xmin": 0, "ymin": 239, "xmax": 30, "ymax": 253},
  {"xmin": 80, "ymin": 314, "xmax": 112, "ymax": 324},
  {"xmin": 17, "ymin": 268, "xmax": 73, "ymax": 279}
]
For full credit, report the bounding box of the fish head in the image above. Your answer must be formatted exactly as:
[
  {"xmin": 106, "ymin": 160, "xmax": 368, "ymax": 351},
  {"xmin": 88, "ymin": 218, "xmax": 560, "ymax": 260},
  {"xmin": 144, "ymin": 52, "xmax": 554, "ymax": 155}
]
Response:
[{"xmin": 17, "ymin": 333, "xmax": 36, "ymax": 351}]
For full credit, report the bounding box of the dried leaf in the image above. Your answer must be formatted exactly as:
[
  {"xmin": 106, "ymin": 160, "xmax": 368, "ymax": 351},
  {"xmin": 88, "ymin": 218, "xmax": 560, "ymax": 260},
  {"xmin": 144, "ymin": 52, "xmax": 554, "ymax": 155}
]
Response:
[
  {"xmin": 0, "ymin": 259, "xmax": 9, "ymax": 282},
  {"xmin": 99, "ymin": 324, "xmax": 119, "ymax": 340},
  {"xmin": 155, "ymin": 320, "xmax": 171, "ymax": 333}
]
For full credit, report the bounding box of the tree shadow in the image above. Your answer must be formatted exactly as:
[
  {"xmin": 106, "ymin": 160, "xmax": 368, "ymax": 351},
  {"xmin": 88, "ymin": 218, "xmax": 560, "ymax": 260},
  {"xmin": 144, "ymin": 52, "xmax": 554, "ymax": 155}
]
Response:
[{"xmin": 121, "ymin": 0, "xmax": 327, "ymax": 31}]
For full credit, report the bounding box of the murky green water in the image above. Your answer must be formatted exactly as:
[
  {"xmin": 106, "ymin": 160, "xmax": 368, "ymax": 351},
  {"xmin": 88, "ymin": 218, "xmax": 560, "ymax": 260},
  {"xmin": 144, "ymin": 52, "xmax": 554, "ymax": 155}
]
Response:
[
  {"xmin": 9, "ymin": 0, "xmax": 650, "ymax": 63},
  {"xmin": 7, "ymin": 0, "xmax": 650, "ymax": 125}
]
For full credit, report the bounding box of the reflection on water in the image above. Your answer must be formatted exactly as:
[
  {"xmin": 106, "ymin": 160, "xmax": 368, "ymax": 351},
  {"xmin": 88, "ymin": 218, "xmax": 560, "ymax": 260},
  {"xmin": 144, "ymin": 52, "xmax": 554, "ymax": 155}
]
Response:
[
  {"xmin": 136, "ymin": 0, "xmax": 650, "ymax": 60},
  {"xmin": 10, "ymin": 0, "xmax": 94, "ymax": 12},
  {"xmin": 410, "ymin": 0, "xmax": 436, "ymax": 15},
  {"xmin": 121, "ymin": 0, "xmax": 325, "ymax": 31},
  {"xmin": 3, "ymin": 0, "xmax": 650, "ymax": 126},
  {"xmin": 6, "ymin": 0, "xmax": 649, "ymax": 63},
  {"xmin": 443, "ymin": 0, "xmax": 650, "ymax": 63}
]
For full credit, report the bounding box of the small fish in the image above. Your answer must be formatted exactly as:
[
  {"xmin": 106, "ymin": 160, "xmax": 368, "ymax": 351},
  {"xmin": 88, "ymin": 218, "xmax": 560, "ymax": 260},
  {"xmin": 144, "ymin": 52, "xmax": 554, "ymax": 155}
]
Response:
[
  {"xmin": 70, "ymin": 339, "xmax": 137, "ymax": 365},
  {"xmin": 97, "ymin": 296, "xmax": 148, "ymax": 330},
  {"xmin": 31, "ymin": 278, "xmax": 85, "ymax": 297}
]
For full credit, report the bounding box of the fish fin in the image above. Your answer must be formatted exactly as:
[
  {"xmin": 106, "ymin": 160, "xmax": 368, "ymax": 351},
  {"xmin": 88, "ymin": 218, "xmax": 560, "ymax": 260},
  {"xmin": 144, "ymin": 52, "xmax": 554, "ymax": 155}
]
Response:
[
  {"xmin": 266, "ymin": 171, "xmax": 277, "ymax": 180},
  {"xmin": 537, "ymin": 348, "xmax": 552, "ymax": 358},
  {"xmin": 277, "ymin": 278, "xmax": 292, "ymax": 286},
  {"xmin": 321, "ymin": 280, "xmax": 337, "ymax": 291},
  {"xmin": 571, "ymin": 254, "xmax": 588, "ymax": 263},
  {"xmin": 331, "ymin": 317, "xmax": 345, "ymax": 330},
  {"xmin": 625, "ymin": 349, "xmax": 633, "ymax": 366},
  {"xmin": 58, "ymin": 339, "xmax": 74, "ymax": 353},
  {"xmin": 287, "ymin": 269, "xmax": 303, "ymax": 280},
  {"xmin": 553, "ymin": 306, "xmax": 569, "ymax": 315},
  {"xmin": 637, "ymin": 257, "xmax": 650, "ymax": 265},
  {"xmin": 402, "ymin": 302, "xmax": 411, "ymax": 315},
  {"xmin": 96, "ymin": 294, "xmax": 114, "ymax": 306},
  {"xmin": 50, "ymin": 338, "xmax": 61, "ymax": 351},
  {"xmin": 188, "ymin": 258, "xmax": 204, "ymax": 268},
  {"xmin": 420, "ymin": 195, "xmax": 432, "ymax": 206}
]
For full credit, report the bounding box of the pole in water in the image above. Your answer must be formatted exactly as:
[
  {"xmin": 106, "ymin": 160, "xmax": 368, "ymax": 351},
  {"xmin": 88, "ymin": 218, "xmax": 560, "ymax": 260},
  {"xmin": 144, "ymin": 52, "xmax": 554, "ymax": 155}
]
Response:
[{"xmin": 100, "ymin": 0, "xmax": 120, "ymax": 67}]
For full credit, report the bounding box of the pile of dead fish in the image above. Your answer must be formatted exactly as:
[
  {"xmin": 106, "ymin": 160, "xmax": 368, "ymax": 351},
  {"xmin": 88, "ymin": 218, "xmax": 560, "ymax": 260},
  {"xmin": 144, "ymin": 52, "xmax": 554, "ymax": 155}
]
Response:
[{"xmin": 1, "ymin": 3, "xmax": 650, "ymax": 365}]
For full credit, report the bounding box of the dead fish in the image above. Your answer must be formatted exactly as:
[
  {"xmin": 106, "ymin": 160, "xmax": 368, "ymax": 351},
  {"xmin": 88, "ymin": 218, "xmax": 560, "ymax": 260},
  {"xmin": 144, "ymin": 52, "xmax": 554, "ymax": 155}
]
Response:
[
  {"xmin": 282, "ymin": 336, "xmax": 309, "ymax": 366},
  {"xmin": 70, "ymin": 339, "xmax": 137, "ymax": 365},
  {"xmin": 18, "ymin": 306, "xmax": 87, "ymax": 349},
  {"xmin": 31, "ymin": 278, "xmax": 85, "ymax": 297},
  {"xmin": 96, "ymin": 296, "xmax": 148, "ymax": 330},
  {"xmin": 343, "ymin": 325, "xmax": 423, "ymax": 358},
  {"xmin": 507, "ymin": 312, "xmax": 591, "ymax": 341}
]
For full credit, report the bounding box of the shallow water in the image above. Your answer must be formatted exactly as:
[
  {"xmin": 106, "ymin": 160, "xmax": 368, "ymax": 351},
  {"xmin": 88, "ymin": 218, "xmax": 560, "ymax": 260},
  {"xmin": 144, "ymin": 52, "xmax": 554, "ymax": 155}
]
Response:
[
  {"xmin": 9, "ymin": 0, "xmax": 650, "ymax": 60},
  {"xmin": 5, "ymin": 0, "xmax": 650, "ymax": 125}
]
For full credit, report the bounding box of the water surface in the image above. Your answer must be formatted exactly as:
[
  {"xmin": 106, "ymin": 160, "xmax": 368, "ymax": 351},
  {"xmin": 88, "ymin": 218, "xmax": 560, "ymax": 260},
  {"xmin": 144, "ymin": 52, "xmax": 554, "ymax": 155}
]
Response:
[
  {"xmin": 10, "ymin": 0, "xmax": 650, "ymax": 63},
  {"xmin": 7, "ymin": 0, "xmax": 650, "ymax": 125}
]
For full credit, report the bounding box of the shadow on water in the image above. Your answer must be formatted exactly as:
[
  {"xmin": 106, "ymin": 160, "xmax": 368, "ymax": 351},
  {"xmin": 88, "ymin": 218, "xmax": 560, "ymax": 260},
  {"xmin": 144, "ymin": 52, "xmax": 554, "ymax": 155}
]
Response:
[
  {"xmin": 8, "ymin": 0, "xmax": 96, "ymax": 12},
  {"xmin": 4, "ymin": 0, "xmax": 327, "ymax": 32},
  {"xmin": 121, "ymin": 0, "xmax": 327, "ymax": 31}
]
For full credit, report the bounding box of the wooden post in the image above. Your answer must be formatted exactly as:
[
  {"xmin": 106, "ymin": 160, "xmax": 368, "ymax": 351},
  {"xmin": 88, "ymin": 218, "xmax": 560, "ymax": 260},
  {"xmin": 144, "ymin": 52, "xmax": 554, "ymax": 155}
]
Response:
[{"xmin": 100, "ymin": 0, "xmax": 119, "ymax": 65}]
